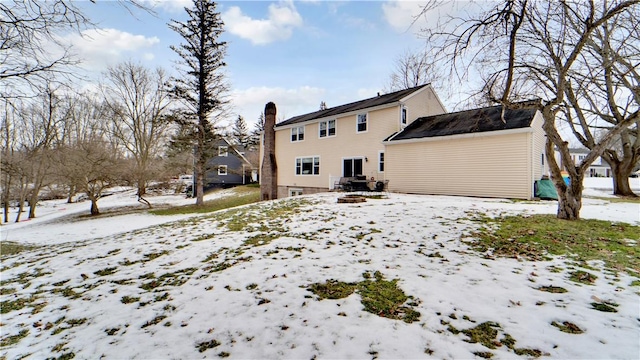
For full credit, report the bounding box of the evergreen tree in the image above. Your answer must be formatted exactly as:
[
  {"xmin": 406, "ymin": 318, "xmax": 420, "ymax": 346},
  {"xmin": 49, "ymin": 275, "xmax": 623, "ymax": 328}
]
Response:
[
  {"xmin": 248, "ymin": 112, "xmax": 265, "ymax": 149},
  {"xmin": 231, "ymin": 115, "xmax": 249, "ymax": 148},
  {"xmin": 167, "ymin": 0, "xmax": 227, "ymax": 205}
]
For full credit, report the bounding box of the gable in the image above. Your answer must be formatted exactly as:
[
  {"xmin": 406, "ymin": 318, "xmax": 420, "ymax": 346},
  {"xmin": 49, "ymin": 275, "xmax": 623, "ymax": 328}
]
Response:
[{"xmin": 387, "ymin": 105, "xmax": 537, "ymax": 141}]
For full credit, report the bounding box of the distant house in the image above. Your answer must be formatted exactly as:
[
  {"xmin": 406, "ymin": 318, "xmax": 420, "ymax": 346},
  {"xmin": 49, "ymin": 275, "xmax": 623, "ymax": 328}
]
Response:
[
  {"xmin": 264, "ymin": 84, "xmax": 548, "ymax": 200},
  {"xmin": 203, "ymin": 138, "xmax": 254, "ymax": 189},
  {"xmin": 557, "ymin": 148, "xmax": 612, "ymax": 177}
]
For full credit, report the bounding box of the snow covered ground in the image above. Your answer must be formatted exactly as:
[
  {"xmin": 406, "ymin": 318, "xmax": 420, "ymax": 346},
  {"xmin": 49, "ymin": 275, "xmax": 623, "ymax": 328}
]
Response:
[{"xmin": 0, "ymin": 178, "xmax": 638, "ymax": 359}]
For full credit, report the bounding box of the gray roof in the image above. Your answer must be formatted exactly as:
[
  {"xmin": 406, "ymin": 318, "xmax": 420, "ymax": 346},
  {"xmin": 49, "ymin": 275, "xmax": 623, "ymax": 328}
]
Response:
[
  {"xmin": 275, "ymin": 84, "xmax": 431, "ymax": 127},
  {"xmin": 387, "ymin": 104, "xmax": 538, "ymax": 141}
]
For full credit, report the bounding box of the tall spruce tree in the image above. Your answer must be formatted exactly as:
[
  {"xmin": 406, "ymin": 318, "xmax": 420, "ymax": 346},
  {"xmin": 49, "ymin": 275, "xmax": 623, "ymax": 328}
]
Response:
[
  {"xmin": 231, "ymin": 115, "xmax": 250, "ymax": 149},
  {"xmin": 168, "ymin": 0, "xmax": 227, "ymax": 205}
]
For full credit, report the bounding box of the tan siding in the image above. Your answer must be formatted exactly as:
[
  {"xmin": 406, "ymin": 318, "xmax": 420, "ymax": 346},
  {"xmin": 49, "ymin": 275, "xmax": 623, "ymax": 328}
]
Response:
[
  {"xmin": 272, "ymin": 87, "xmax": 450, "ymax": 197},
  {"xmin": 386, "ymin": 132, "xmax": 535, "ymax": 199},
  {"xmin": 402, "ymin": 86, "xmax": 447, "ymax": 126}
]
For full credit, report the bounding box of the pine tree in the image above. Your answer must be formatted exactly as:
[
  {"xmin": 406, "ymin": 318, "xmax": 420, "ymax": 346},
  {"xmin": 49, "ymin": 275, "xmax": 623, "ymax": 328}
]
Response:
[
  {"xmin": 167, "ymin": 0, "xmax": 227, "ymax": 205},
  {"xmin": 248, "ymin": 112, "xmax": 265, "ymax": 149},
  {"xmin": 231, "ymin": 115, "xmax": 249, "ymax": 148}
]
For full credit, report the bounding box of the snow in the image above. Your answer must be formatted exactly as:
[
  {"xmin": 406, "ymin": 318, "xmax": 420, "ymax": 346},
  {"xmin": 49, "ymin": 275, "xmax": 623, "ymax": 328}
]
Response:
[{"xmin": 1, "ymin": 178, "xmax": 639, "ymax": 359}]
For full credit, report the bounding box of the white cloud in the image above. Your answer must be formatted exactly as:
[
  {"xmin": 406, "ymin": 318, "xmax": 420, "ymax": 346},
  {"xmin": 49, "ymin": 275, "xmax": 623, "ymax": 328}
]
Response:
[
  {"xmin": 230, "ymin": 86, "xmax": 325, "ymax": 125},
  {"xmin": 141, "ymin": 0, "xmax": 192, "ymax": 14},
  {"xmin": 60, "ymin": 28, "xmax": 160, "ymax": 72},
  {"xmin": 222, "ymin": 2, "xmax": 303, "ymax": 45},
  {"xmin": 381, "ymin": 0, "xmax": 427, "ymax": 32}
]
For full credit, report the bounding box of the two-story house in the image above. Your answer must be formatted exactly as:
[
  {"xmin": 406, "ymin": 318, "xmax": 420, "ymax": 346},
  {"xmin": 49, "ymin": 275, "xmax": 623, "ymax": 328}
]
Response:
[
  {"xmin": 268, "ymin": 84, "xmax": 548, "ymax": 200},
  {"xmin": 557, "ymin": 148, "xmax": 612, "ymax": 177},
  {"xmin": 272, "ymin": 84, "xmax": 447, "ymax": 198},
  {"xmin": 202, "ymin": 138, "xmax": 254, "ymax": 190}
]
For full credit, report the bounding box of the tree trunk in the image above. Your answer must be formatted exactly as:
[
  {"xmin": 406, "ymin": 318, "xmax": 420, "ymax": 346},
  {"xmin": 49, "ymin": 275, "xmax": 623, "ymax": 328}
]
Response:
[
  {"xmin": 28, "ymin": 190, "xmax": 38, "ymax": 219},
  {"xmin": 611, "ymin": 164, "xmax": 637, "ymax": 196},
  {"xmin": 195, "ymin": 146, "xmax": 205, "ymax": 206},
  {"xmin": 90, "ymin": 196, "xmax": 100, "ymax": 215},
  {"xmin": 67, "ymin": 184, "xmax": 76, "ymax": 203},
  {"xmin": 554, "ymin": 173, "xmax": 583, "ymax": 220}
]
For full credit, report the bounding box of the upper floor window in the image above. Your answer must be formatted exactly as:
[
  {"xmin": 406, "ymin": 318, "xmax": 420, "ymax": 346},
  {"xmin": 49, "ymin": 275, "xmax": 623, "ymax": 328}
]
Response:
[
  {"xmin": 291, "ymin": 126, "xmax": 305, "ymax": 142},
  {"xmin": 218, "ymin": 145, "xmax": 228, "ymax": 157},
  {"xmin": 319, "ymin": 119, "xmax": 336, "ymax": 138},
  {"xmin": 357, "ymin": 113, "xmax": 367, "ymax": 132},
  {"xmin": 295, "ymin": 156, "xmax": 320, "ymax": 175},
  {"xmin": 218, "ymin": 165, "xmax": 227, "ymax": 175},
  {"xmin": 401, "ymin": 106, "xmax": 407, "ymax": 125}
]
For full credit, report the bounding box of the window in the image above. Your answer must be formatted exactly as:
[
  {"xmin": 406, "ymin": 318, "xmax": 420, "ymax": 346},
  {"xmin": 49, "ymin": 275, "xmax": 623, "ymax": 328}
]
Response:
[
  {"xmin": 379, "ymin": 152, "xmax": 385, "ymax": 172},
  {"xmin": 357, "ymin": 113, "xmax": 367, "ymax": 132},
  {"xmin": 295, "ymin": 157, "xmax": 320, "ymax": 175},
  {"xmin": 218, "ymin": 165, "xmax": 227, "ymax": 175},
  {"xmin": 291, "ymin": 126, "xmax": 305, "ymax": 142},
  {"xmin": 343, "ymin": 158, "xmax": 363, "ymax": 177},
  {"xmin": 289, "ymin": 188, "xmax": 304, "ymax": 197},
  {"xmin": 218, "ymin": 145, "xmax": 228, "ymax": 157},
  {"xmin": 319, "ymin": 119, "xmax": 336, "ymax": 138},
  {"xmin": 401, "ymin": 106, "xmax": 407, "ymax": 125}
]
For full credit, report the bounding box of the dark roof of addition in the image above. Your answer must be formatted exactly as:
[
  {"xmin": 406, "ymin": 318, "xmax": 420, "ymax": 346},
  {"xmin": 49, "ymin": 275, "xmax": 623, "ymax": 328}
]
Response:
[
  {"xmin": 275, "ymin": 84, "xmax": 431, "ymax": 127},
  {"xmin": 387, "ymin": 104, "xmax": 538, "ymax": 141}
]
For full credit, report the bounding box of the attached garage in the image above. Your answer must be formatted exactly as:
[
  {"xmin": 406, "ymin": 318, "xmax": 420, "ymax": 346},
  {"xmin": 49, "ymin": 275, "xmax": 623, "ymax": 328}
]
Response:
[{"xmin": 383, "ymin": 105, "xmax": 547, "ymax": 200}]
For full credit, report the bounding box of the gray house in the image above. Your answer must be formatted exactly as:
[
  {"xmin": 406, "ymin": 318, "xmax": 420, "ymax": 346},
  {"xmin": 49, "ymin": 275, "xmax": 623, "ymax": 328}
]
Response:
[{"xmin": 203, "ymin": 138, "xmax": 254, "ymax": 189}]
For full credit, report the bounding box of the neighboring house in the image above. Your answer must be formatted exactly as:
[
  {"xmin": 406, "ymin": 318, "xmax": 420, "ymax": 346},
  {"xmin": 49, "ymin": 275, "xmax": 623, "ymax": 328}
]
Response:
[
  {"xmin": 272, "ymin": 84, "xmax": 447, "ymax": 198},
  {"xmin": 267, "ymin": 84, "xmax": 547, "ymax": 200},
  {"xmin": 383, "ymin": 105, "xmax": 547, "ymax": 199},
  {"xmin": 557, "ymin": 148, "xmax": 612, "ymax": 177},
  {"xmin": 203, "ymin": 138, "xmax": 254, "ymax": 189}
]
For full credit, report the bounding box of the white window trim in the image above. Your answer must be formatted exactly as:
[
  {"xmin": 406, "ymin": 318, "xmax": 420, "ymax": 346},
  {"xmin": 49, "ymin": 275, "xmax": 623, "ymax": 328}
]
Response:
[
  {"xmin": 401, "ymin": 105, "xmax": 407, "ymax": 126},
  {"xmin": 378, "ymin": 151, "xmax": 385, "ymax": 173},
  {"xmin": 218, "ymin": 145, "xmax": 228, "ymax": 157},
  {"xmin": 218, "ymin": 165, "xmax": 227, "ymax": 175},
  {"xmin": 295, "ymin": 156, "xmax": 320, "ymax": 176},
  {"xmin": 356, "ymin": 113, "xmax": 368, "ymax": 133},
  {"xmin": 318, "ymin": 119, "xmax": 336, "ymax": 138},
  {"xmin": 291, "ymin": 126, "xmax": 305, "ymax": 142},
  {"xmin": 289, "ymin": 188, "xmax": 304, "ymax": 197}
]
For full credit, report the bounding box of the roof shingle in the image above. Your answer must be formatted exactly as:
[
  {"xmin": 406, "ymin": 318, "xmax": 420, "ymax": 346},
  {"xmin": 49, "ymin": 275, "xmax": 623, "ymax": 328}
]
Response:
[
  {"xmin": 275, "ymin": 84, "xmax": 430, "ymax": 127},
  {"xmin": 387, "ymin": 104, "xmax": 538, "ymax": 141}
]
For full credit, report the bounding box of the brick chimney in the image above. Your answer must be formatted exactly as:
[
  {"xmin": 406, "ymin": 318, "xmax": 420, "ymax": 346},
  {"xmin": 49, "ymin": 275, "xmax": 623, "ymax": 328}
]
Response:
[{"xmin": 261, "ymin": 102, "xmax": 278, "ymax": 200}]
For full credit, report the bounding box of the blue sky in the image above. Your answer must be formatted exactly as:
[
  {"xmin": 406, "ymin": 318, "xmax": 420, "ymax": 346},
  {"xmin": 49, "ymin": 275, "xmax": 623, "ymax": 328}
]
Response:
[{"xmin": 68, "ymin": 1, "xmax": 433, "ymax": 127}]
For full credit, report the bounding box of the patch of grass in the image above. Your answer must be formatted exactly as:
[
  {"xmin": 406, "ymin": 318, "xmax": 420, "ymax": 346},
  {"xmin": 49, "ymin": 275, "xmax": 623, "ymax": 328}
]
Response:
[
  {"xmin": 473, "ymin": 351, "xmax": 494, "ymax": 358},
  {"xmin": 308, "ymin": 280, "xmax": 357, "ymax": 300},
  {"xmin": 551, "ymin": 321, "xmax": 583, "ymax": 334},
  {"xmin": 0, "ymin": 241, "xmax": 38, "ymax": 257},
  {"xmin": 0, "ymin": 329, "xmax": 29, "ymax": 347},
  {"xmin": 536, "ymin": 285, "xmax": 568, "ymax": 293},
  {"xmin": 460, "ymin": 321, "xmax": 500, "ymax": 349},
  {"xmin": 568, "ymin": 270, "xmax": 598, "ymax": 285},
  {"xmin": 591, "ymin": 302, "xmax": 618, "ymax": 313},
  {"xmin": 143, "ymin": 250, "xmax": 169, "ymax": 261},
  {"xmin": 51, "ymin": 287, "xmax": 82, "ymax": 299},
  {"xmin": 51, "ymin": 318, "xmax": 87, "ymax": 335},
  {"xmin": 358, "ymin": 271, "xmax": 420, "ymax": 323},
  {"xmin": 469, "ymin": 214, "xmax": 640, "ymax": 273},
  {"xmin": 196, "ymin": 339, "xmax": 221, "ymax": 353},
  {"xmin": 1, "ymin": 297, "xmax": 28, "ymax": 314},
  {"xmin": 139, "ymin": 268, "xmax": 196, "ymax": 291},
  {"xmin": 94, "ymin": 267, "xmax": 118, "ymax": 276},
  {"xmin": 141, "ymin": 315, "xmax": 167, "ymax": 329},
  {"xmin": 151, "ymin": 186, "xmax": 260, "ymax": 215},
  {"xmin": 308, "ymin": 272, "xmax": 421, "ymax": 323},
  {"xmin": 121, "ymin": 296, "xmax": 140, "ymax": 304},
  {"xmin": 0, "ymin": 287, "xmax": 17, "ymax": 295},
  {"xmin": 629, "ymin": 280, "xmax": 640, "ymax": 287}
]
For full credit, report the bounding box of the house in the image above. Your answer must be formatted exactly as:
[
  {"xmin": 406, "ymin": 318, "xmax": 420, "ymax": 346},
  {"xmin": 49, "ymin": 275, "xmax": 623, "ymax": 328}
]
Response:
[
  {"xmin": 202, "ymin": 138, "xmax": 254, "ymax": 189},
  {"xmin": 267, "ymin": 84, "xmax": 547, "ymax": 200},
  {"xmin": 558, "ymin": 148, "xmax": 612, "ymax": 177},
  {"xmin": 383, "ymin": 105, "xmax": 547, "ymax": 199},
  {"xmin": 272, "ymin": 84, "xmax": 447, "ymax": 198}
]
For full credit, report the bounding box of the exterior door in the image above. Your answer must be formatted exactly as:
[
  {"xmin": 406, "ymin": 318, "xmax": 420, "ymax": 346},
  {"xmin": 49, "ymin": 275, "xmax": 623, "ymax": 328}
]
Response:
[{"xmin": 343, "ymin": 158, "xmax": 363, "ymax": 177}]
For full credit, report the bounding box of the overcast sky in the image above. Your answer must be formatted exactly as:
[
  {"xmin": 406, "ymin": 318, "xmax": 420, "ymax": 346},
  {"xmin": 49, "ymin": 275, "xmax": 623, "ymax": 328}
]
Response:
[{"xmin": 63, "ymin": 0, "xmax": 446, "ymax": 128}]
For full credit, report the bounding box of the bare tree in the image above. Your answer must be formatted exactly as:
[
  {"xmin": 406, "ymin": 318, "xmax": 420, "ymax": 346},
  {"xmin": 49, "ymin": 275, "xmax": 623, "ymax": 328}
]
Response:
[
  {"xmin": 168, "ymin": 0, "xmax": 228, "ymax": 205},
  {"xmin": 385, "ymin": 49, "xmax": 438, "ymax": 92},
  {"xmin": 420, "ymin": 0, "xmax": 639, "ymax": 220},
  {"xmin": 102, "ymin": 61, "xmax": 172, "ymax": 206}
]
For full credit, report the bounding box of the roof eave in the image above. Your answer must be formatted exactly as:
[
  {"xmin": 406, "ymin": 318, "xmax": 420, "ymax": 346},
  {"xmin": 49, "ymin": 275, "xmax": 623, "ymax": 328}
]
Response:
[
  {"xmin": 383, "ymin": 127, "xmax": 534, "ymax": 145},
  {"xmin": 275, "ymin": 102, "xmax": 401, "ymax": 130}
]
